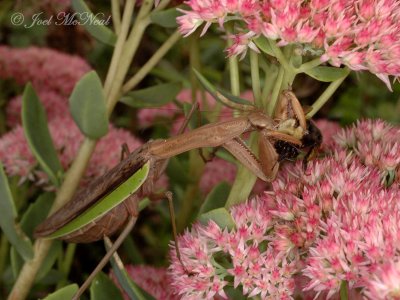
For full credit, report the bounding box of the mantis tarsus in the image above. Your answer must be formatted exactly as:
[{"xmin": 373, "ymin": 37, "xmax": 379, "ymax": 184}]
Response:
[{"xmin": 34, "ymin": 90, "xmax": 321, "ymax": 297}]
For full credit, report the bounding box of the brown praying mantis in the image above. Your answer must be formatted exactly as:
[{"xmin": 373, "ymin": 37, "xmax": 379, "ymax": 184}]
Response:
[
  {"xmin": 35, "ymin": 90, "xmax": 313, "ymax": 242},
  {"xmin": 34, "ymin": 90, "xmax": 321, "ymax": 298}
]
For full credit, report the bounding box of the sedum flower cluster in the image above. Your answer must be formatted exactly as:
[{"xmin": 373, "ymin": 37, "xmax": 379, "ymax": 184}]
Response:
[
  {"xmin": 178, "ymin": 0, "xmax": 400, "ymax": 88},
  {"xmin": 169, "ymin": 119, "xmax": 400, "ymax": 299}
]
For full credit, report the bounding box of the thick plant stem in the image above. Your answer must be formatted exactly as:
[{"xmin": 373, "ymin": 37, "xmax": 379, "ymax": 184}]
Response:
[
  {"xmin": 8, "ymin": 140, "xmax": 96, "ymax": 300},
  {"xmin": 296, "ymin": 57, "xmax": 323, "ymax": 73},
  {"xmin": 56, "ymin": 243, "xmax": 77, "ymax": 289},
  {"xmin": 155, "ymin": 0, "xmax": 170, "ymax": 11},
  {"xmin": 111, "ymin": 0, "xmax": 122, "ymax": 34},
  {"xmin": 226, "ymin": 24, "xmax": 240, "ymax": 97},
  {"xmin": 307, "ymin": 73, "xmax": 349, "ymax": 118},
  {"xmin": 104, "ymin": 0, "xmax": 136, "ymax": 98},
  {"xmin": 250, "ymin": 50, "xmax": 262, "ymax": 107},
  {"xmin": 106, "ymin": 11, "xmax": 152, "ymax": 114},
  {"xmin": 267, "ymin": 65, "xmax": 285, "ymax": 116}
]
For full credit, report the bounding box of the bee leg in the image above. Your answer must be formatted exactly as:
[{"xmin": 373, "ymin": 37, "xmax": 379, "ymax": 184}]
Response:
[{"xmin": 302, "ymin": 147, "xmax": 317, "ymax": 174}]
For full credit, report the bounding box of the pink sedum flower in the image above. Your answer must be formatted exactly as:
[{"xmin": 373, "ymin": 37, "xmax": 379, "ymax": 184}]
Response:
[
  {"xmin": 169, "ymin": 199, "xmax": 296, "ymax": 299},
  {"xmin": 199, "ymin": 157, "xmax": 236, "ymax": 195},
  {"xmin": 334, "ymin": 119, "xmax": 400, "ymax": 175},
  {"xmin": 0, "ymin": 46, "xmax": 91, "ymax": 96},
  {"xmin": 364, "ymin": 260, "xmax": 400, "ymax": 300},
  {"xmin": 178, "ymin": 0, "xmax": 400, "ymax": 87},
  {"xmin": 6, "ymin": 90, "xmax": 68, "ymax": 127},
  {"xmin": 269, "ymin": 153, "xmax": 400, "ymax": 299},
  {"xmin": 314, "ymin": 119, "xmax": 341, "ymax": 151},
  {"xmin": 0, "ymin": 116, "xmax": 143, "ymax": 187}
]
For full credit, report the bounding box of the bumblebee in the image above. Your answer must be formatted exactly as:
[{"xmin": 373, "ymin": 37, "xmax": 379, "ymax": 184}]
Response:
[{"xmin": 274, "ymin": 120, "xmax": 322, "ymax": 169}]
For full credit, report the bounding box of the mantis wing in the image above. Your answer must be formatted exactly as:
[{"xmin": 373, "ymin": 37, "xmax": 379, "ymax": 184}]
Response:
[
  {"xmin": 44, "ymin": 161, "xmax": 150, "ymax": 239},
  {"xmin": 35, "ymin": 145, "xmax": 152, "ymax": 239}
]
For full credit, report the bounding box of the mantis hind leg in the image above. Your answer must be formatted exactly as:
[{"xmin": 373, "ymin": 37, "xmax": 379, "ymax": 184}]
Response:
[
  {"xmin": 72, "ymin": 215, "xmax": 138, "ymax": 300},
  {"xmin": 120, "ymin": 143, "xmax": 130, "ymax": 161},
  {"xmin": 165, "ymin": 191, "xmax": 193, "ymax": 275}
]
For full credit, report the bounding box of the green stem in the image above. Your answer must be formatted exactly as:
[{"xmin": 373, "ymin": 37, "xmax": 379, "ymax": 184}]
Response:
[
  {"xmin": 106, "ymin": 6, "xmax": 152, "ymax": 114},
  {"xmin": 111, "ymin": 0, "xmax": 122, "ymax": 34},
  {"xmin": 103, "ymin": 0, "xmax": 136, "ymax": 99},
  {"xmin": 250, "ymin": 49, "xmax": 261, "ymax": 107},
  {"xmin": 189, "ymin": 32, "xmax": 201, "ymax": 102},
  {"xmin": 307, "ymin": 72, "xmax": 349, "ymax": 118},
  {"xmin": 261, "ymin": 63, "xmax": 278, "ymax": 105},
  {"xmin": 122, "ymin": 30, "xmax": 181, "ymax": 93},
  {"xmin": 226, "ymin": 24, "xmax": 240, "ymax": 96},
  {"xmin": 340, "ymin": 280, "xmax": 349, "ymax": 300},
  {"xmin": 282, "ymin": 45, "xmax": 296, "ymax": 86},
  {"xmin": 267, "ymin": 65, "xmax": 285, "ymax": 116},
  {"xmin": 154, "ymin": 0, "xmax": 170, "ymax": 11},
  {"xmin": 296, "ymin": 57, "xmax": 323, "ymax": 73},
  {"xmin": 267, "ymin": 39, "xmax": 292, "ymax": 73},
  {"xmin": 56, "ymin": 243, "xmax": 77, "ymax": 289}
]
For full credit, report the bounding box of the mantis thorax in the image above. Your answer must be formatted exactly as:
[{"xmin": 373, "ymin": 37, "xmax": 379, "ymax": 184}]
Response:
[{"xmin": 248, "ymin": 112, "xmax": 274, "ymax": 129}]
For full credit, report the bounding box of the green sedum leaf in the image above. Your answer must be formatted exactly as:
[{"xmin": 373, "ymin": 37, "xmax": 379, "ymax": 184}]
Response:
[
  {"xmin": 22, "ymin": 83, "xmax": 63, "ymax": 187},
  {"xmin": 150, "ymin": 7, "xmax": 182, "ymax": 28},
  {"xmin": 69, "ymin": 70, "xmax": 109, "ymax": 139},
  {"xmin": 20, "ymin": 193, "xmax": 54, "ymax": 239},
  {"xmin": 193, "ymin": 69, "xmax": 254, "ymax": 109},
  {"xmin": 253, "ymin": 36, "xmax": 274, "ymax": 56},
  {"xmin": 46, "ymin": 161, "xmax": 150, "ymax": 239},
  {"xmin": 0, "ymin": 163, "xmax": 33, "ymax": 261},
  {"xmin": 199, "ymin": 182, "xmax": 231, "ymax": 215},
  {"xmin": 40, "ymin": 284, "xmax": 78, "ymax": 300},
  {"xmin": 90, "ymin": 272, "xmax": 124, "ymax": 300},
  {"xmin": 72, "ymin": 0, "xmax": 116, "ymax": 46},
  {"xmin": 108, "ymin": 246, "xmax": 152, "ymax": 300},
  {"xmin": 120, "ymin": 82, "xmax": 182, "ymax": 108},
  {"xmin": 198, "ymin": 207, "xmax": 235, "ymax": 230},
  {"xmin": 304, "ymin": 66, "xmax": 350, "ymax": 82}
]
